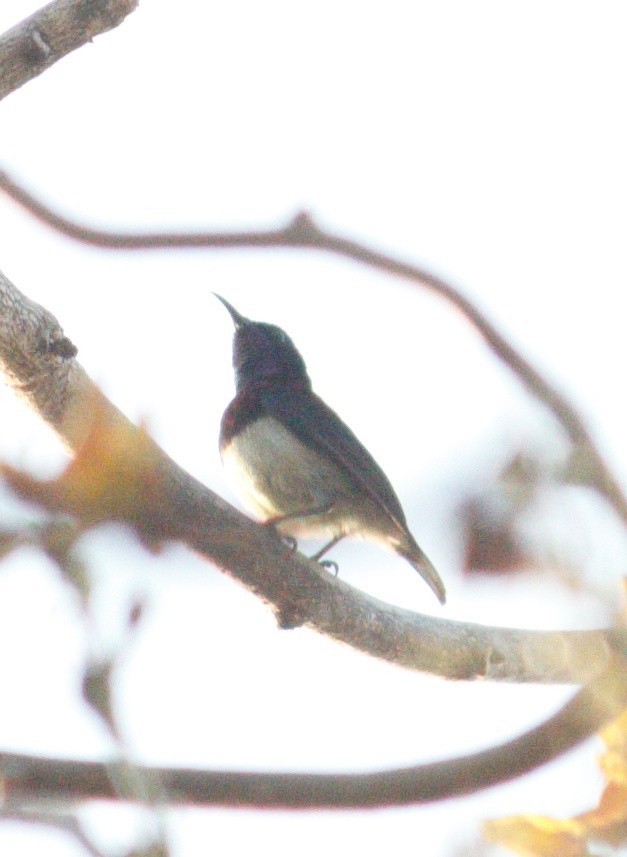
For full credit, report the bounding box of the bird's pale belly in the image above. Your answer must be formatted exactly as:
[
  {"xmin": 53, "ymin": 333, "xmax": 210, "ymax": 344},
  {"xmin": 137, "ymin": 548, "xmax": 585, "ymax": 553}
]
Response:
[{"xmin": 221, "ymin": 415, "xmax": 359, "ymax": 538}]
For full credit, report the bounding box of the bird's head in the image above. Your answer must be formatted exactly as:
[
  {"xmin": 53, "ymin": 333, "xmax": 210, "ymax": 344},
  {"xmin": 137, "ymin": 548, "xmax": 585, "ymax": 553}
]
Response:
[{"xmin": 214, "ymin": 294, "xmax": 309, "ymax": 389}]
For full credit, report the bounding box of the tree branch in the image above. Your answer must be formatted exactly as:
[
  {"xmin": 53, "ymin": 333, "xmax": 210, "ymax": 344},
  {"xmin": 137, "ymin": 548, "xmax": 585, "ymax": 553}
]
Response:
[
  {"xmin": 2, "ymin": 0, "xmax": 624, "ymax": 822},
  {"xmin": 0, "ymin": 0, "xmax": 138, "ymax": 101},
  {"xmin": 1, "ymin": 170, "xmax": 625, "ymax": 530},
  {"xmin": 2, "ymin": 653, "xmax": 627, "ymax": 808},
  {"xmin": 0, "ymin": 266, "xmax": 622, "ymax": 684}
]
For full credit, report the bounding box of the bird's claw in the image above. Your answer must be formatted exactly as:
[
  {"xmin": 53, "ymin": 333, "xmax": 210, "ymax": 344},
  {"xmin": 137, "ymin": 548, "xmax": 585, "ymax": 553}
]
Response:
[
  {"xmin": 263, "ymin": 519, "xmax": 297, "ymax": 552},
  {"xmin": 280, "ymin": 535, "xmax": 298, "ymax": 552},
  {"xmin": 320, "ymin": 559, "xmax": 339, "ymax": 576}
]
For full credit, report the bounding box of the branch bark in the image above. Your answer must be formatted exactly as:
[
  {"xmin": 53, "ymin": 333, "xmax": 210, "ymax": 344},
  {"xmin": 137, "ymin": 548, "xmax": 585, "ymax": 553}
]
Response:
[
  {"xmin": 0, "ymin": 0, "xmax": 138, "ymax": 101},
  {"xmin": 0, "ymin": 265, "xmax": 623, "ymax": 685},
  {"xmin": 2, "ymin": 653, "xmax": 627, "ymax": 808}
]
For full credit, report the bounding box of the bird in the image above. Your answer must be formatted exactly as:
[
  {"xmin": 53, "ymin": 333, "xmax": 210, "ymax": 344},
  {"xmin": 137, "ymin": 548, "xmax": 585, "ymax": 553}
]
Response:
[{"xmin": 215, "ymin": 294, "xmax": 446, "ymax": 605}]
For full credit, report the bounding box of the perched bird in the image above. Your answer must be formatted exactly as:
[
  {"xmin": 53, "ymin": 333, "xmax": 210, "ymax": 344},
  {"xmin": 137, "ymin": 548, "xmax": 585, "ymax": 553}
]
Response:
[{"xmin": 216, "ymin": 294, "xmax": 446, "ymax": 605}]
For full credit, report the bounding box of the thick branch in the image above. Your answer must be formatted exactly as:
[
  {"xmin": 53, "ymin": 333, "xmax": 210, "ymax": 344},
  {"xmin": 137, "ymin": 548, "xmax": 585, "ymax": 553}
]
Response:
[
  {"xmin": 2, "ymin": 654, "xmax": 627, "ymax": 808},
  {"xmin": 0, "ymin": 266, "xmax": 622, "ymax": 684},
  {"xmin": 0, "ymin": 269, "xmax": 78, "ymax": 427},
  {"xmin": 0, "ymin": 0, "xmax": 138, "ymax": 101},
  {"xmin": 1, "ymin": 172, "xmax": 625, "ymax": 528}
]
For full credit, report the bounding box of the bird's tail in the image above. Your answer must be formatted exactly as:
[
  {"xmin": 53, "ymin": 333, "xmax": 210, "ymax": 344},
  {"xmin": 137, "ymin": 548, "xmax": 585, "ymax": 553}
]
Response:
[{"xmin": 397, "ymin": 537, "xmax": 446, "ymax": 605}]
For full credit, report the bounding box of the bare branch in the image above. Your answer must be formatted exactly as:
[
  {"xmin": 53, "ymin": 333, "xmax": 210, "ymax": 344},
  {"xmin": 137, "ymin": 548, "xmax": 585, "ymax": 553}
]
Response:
[
  {"xmin": 1, "ymin": 171, "xmax": 625, "ymax": 529},
  {"xmin": 2, "ymin": 652, "xmax": 626, "ymax": 808},
  {"xmin": 0, "ymin": 265, "xmax": 622, "ymax": 684},
  {"xmin": 0, "ymin": 0, "xmax": 138, "ymax": 101}
]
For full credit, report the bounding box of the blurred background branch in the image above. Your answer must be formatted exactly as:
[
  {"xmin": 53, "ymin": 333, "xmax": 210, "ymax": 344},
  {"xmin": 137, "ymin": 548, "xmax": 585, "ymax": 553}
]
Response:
[
  {"xmin": 2, "ymin": 650, "xmax": 627, "ymax": 808},
  {"xmin": 1, "ymin": 170, "xmax": 625, "ymax": 533}
]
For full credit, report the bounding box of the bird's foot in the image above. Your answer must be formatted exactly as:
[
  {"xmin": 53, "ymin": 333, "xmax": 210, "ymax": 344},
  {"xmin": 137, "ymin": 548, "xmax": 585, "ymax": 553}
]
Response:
[
  {"xmin": 280, "ymin": 535, "xmax": 298, "ymax": 552},
  {"xmin": 262, "ymin": 519, "xmax": 298, "ymax": 552},
  {"xmin": 320, "ymin": 559, "xmax": 339, "ymax": 576}
]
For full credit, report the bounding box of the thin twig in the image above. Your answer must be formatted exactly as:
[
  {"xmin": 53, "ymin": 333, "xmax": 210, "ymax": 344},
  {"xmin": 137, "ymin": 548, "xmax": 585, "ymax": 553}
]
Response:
[{"xmin": 1, "ymin": 170, "xmax": 625, "ymax": 528}]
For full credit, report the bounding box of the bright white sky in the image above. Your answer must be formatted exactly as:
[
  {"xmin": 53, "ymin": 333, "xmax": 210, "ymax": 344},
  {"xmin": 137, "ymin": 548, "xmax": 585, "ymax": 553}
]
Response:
[{"xmin": 1, "ymin": 2, "xmax": 627, "ymax": 855}]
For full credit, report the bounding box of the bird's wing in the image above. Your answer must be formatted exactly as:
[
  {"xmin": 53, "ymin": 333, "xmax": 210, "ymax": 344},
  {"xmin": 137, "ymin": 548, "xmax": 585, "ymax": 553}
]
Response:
[{"xmin": 258, "ymin": 385, "xmax": 409, "ymax": 530}]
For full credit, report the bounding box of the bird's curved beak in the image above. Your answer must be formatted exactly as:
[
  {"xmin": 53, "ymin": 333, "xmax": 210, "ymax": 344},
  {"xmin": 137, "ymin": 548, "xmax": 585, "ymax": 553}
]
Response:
[{"xmin": 213, "ymin": 294, "xmax": 249, "ymax": 329}]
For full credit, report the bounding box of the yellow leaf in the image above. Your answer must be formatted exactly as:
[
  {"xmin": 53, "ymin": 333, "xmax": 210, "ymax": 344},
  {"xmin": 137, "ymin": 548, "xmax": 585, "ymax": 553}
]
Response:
[
  {"xmin": 484, "ymin": 816, "xmax": 584, "ymax": 857},
  {"xmin": 2, "ymin": 401, "xmax": 163, "ymax": 528},
  {"xmin": 599, "ymin": 709, "xmax": 627, "ymax": 785},
  {"xmin": 486, "ymin": 705, "xmax": 627, "ymax": 855}
]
